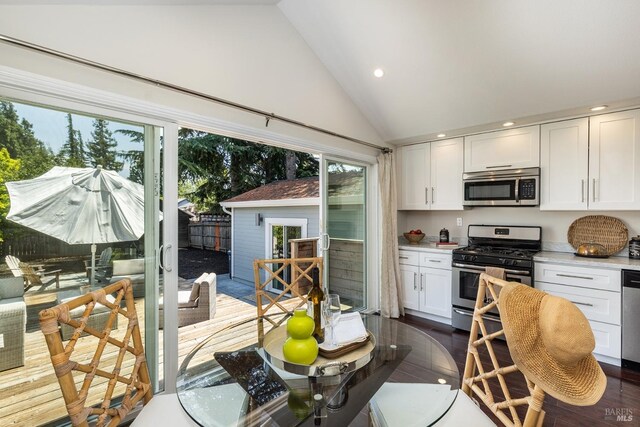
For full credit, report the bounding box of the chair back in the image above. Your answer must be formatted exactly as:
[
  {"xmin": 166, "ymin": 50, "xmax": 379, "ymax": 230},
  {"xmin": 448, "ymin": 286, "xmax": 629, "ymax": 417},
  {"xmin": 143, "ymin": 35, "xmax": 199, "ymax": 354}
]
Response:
[
  {"xmin": 253, "ymin": 257, "xmax": 322, "ymax": 325},
  {"xmin": 98, "ymin": 248, "xmax": 113, "ymax": 267},
  {"xmin": 19, "ymin": 262, "xmax": 43, "ymax": 285},
  {"xmin": 39, "ymin": 279, "xmax": 152, "ymax": 426},
  {"xmin": 461, "ymin": 273, "xmax": 546, "ymax": 427},
  {"xmin": 5, "ymin": 255, "xmax": 22, "ymax": 277}
]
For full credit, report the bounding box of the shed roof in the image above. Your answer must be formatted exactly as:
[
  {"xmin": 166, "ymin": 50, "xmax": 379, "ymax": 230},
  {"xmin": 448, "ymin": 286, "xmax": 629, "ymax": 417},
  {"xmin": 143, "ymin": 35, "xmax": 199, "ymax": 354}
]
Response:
[{"xmin": 222, "ymin": 177, "xmax": 319, "ymax": 203}]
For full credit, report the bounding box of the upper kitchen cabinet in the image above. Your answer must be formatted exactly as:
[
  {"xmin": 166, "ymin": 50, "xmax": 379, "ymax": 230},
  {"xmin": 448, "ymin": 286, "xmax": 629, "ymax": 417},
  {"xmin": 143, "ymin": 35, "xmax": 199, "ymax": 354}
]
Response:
[
  {"xmin": 397, "ymin": 138, "xmax": 463, "ymax": 210},
  {"xmin": 464, "ymin": 126, "xmax": 540, "ymax": 172},
  {"xmin": 541, "ymin": 110, "xmax": 640, "ymax": 211},
  {"xmin": 540, "ymin": 118, "xmax": 589, "ymax": 210},
  {"xmin": 589, "ymin": 110, "xmax": 640, "ymax": 210}
]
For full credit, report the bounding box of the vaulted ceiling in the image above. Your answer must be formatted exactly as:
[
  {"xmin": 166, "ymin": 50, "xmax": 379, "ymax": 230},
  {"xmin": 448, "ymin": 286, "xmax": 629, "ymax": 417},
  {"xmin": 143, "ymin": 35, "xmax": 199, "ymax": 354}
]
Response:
[
  {"xmin": 2, "ymin": 0, "xmax": 640, "ymax": 146},
  {"xmin": 278, "ymin": 0, "xmax": 640, "ymax": 144}
]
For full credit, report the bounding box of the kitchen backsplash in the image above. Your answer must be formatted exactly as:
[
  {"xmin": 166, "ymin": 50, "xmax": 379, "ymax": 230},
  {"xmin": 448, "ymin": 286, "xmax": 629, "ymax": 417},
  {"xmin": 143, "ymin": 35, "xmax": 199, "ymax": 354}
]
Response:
[{"xmin": 398, "ymin": 208, "xmax": 640, "ymax": 256}]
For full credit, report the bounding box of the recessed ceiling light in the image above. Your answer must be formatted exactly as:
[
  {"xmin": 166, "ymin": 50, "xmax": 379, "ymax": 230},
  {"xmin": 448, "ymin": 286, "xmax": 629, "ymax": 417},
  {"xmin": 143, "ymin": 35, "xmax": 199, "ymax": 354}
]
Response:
[
  {"xmin": 590, "ymin": 105, "xmax": 607, "ymax": 112},
  {"xmin": 503, "ymin": 121, "xmax": 515, "ymax": 127},
  {"xmin": 437, "ymin": 378, "xmax": 447, "ymax": 384},
  {"xmin": 373, "ymin": 68, "xmax": 385, "ymax": 78},
  {"xmin": 437, "ymin": 133, "xmax": 446, "ymax": 138}
]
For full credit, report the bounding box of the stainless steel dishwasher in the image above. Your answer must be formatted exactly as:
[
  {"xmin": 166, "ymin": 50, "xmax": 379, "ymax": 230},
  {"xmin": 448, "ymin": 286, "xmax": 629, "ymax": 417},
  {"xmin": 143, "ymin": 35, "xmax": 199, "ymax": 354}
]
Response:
[{"xmin": 622, "ymin": 269, "xmax": 640, "ymax": 370}]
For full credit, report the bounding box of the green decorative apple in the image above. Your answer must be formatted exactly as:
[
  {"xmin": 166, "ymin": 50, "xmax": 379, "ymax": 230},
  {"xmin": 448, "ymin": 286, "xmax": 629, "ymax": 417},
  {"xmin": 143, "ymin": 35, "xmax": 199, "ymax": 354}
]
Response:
[
  {"xmin": 287, "ymin": 309, "xmax": 315, "ymax": 339},
  {"xmin": 283, "ymin": 309, "xmax": 318, "ymax": 365},
  {"xmin": 283, "ymin": 336, "xmax": 319, "ymax": 365}
]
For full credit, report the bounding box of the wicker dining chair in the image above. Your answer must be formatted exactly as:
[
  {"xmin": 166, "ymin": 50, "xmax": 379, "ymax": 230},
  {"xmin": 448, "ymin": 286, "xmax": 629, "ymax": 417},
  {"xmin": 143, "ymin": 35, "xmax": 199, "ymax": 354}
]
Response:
[
  {"xmin": 39, "ymin": 279, "xmax": 152, "ymax": 427},
  {"xmin": 253, "ymin": 257, "xmax": 322, "ymax": 326},
  {"xmin": 461, "ymin": 273, "xmax": 546, "ymax": 427}
]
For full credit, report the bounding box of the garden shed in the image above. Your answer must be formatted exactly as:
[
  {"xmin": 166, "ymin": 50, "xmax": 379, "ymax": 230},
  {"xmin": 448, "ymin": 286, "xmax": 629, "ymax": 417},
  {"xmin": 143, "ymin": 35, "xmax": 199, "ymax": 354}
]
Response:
[{"xmin": 220, "ymin": 177, "xmax": 320, "ymax": 286}]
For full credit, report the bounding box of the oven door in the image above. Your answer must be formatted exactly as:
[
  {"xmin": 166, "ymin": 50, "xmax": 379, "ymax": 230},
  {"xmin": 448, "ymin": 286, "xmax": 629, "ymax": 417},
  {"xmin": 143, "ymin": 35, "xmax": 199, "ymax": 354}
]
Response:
[
  {"xmin": 463, "ymin": 178, "xmax": 518, "ymax": 206},
  {"xmin": 451, "ymin": 263, "xmax": 531, "ymax": 312}
]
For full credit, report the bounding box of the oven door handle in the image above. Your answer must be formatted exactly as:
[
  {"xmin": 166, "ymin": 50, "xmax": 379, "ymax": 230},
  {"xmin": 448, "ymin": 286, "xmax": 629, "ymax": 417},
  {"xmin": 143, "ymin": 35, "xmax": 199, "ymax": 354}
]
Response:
[
  {"xmin": 452, "ymin": 262, "xmax": 530, "ymax": 276},
  {"xmin": 453, "ymin": 308, "xmax": 502, "ymax": 323}
]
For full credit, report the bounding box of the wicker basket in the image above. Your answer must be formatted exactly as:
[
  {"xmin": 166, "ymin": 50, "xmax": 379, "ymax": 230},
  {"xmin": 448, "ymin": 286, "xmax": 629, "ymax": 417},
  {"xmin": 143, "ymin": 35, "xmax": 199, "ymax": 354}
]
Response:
[{"xmin": 567, "ymin": 215, "xmax": 628, "ymax": 256}]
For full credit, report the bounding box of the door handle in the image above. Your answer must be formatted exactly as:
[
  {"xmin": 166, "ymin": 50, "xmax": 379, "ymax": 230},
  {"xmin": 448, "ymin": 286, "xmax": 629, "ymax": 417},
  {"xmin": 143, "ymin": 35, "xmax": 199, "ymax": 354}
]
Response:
[
  {"xmin": 413, "ymin": 272, "xmax": 418, "ymax": 290},
  {"xmin": 320, "ymin": 233, "xmax": 331, "ymax": 251},
  {"xmin": 453, "ymin": 308, "xmax": 501, "ymax": 323},
  {"xmin": 425, "ymin": 187, "xmax": 429, "ymax": 204},
  {"xmin": 420, "ymin": 273, "xmax": 424, "ymax": 291},
  {"xmin": 432, "ymin": 187, "xmax": 435, "ymax": 203},
  {"xmin": 592, "ymin": 178, "xmax": 597, "ymax": 202},
  {"xmin": 486, "ymin": 165, "xmax": 512, "ymax": 169},
  {"xmin": 162, "ymin": 244, "xmax": 173, "ymax": 272},
  {"xmin": 581, "ymin": 179, "xmax": 585, "ymax": 203}
]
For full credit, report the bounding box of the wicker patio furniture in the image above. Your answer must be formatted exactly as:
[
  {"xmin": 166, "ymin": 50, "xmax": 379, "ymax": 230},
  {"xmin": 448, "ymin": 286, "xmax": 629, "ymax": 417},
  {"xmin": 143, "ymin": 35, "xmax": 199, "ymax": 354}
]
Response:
[
  {"xmin": 39, "ymin": 278, "xmax": 152, "ymax": 426},
  {"xmin": 159, "ymin": 272, "xmax": 217, "ymax": 328},
  {"xmin": 0, "ymin": 277, "xmax": 26, "ymax": 372}
]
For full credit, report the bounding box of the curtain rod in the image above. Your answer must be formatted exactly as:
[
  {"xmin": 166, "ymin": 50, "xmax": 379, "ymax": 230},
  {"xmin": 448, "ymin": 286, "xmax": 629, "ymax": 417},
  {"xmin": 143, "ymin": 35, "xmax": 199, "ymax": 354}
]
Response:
[{"xmin": 0, "ymin": 34, "xmax": 389, "ymax": 152}]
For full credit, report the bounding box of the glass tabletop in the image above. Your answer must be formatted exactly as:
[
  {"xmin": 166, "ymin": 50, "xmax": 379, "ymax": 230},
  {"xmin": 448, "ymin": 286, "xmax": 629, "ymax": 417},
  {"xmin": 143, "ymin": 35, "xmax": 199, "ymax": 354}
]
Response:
[{"xmin": 176, "ymin": 313, "xmax": 460, "ymax": 426}]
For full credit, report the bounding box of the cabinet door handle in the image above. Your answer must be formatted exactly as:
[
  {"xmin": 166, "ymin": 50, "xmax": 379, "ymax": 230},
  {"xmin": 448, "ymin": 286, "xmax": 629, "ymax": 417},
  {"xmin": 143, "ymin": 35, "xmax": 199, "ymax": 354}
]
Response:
[
  {"xmin": 556, "ymin": 273, "xmax": 594, "ymax": 280},
  {"xmin": 432, "ymin": 187, "xmax": 435, "ymax": 203},
  {"xmin": 399, "ymin": 256, "xmax": 409, "ymax": 259},
  {"xmin": 425, "ymin": 187, "xmax": 429, "ymax": 204},
  {"xmin": 413, "ymin": 272, "xmax": 418, "ymax": 290},
  {"xmin": 570, "ymin": 300, "xmax": 595, "ymax": 307},
  {"xmin": 486, "ymin": 165, "xmax": 512, "ymax": 169},
  {"xmin": 428, "ymin": 259, "xmax": 441, "ymax": 263},
  {"xmin": 581, "ymin": 179, "xmax": 585, "ymax": 203},
  {"xmin": 592, "ymin": 178, "xmax": 598, "ymax": 202},
  {"xmin": 420, "ymin": 273, "xmax": 425, "ymax": 291}
]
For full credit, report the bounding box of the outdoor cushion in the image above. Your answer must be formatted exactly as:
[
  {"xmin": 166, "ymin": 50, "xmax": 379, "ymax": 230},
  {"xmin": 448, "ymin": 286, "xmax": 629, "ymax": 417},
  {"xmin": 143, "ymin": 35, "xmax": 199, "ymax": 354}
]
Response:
[{"xmin": 0, "ymin": 277, "xmax": 24, "ymax": 300}]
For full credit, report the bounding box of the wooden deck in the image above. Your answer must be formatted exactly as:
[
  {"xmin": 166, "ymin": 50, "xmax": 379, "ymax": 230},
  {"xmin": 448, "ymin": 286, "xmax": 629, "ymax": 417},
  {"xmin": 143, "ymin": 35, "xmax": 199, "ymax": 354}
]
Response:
[{"xmin": 0, "ymin": 292, "xmax": 300, "ymax": 427}]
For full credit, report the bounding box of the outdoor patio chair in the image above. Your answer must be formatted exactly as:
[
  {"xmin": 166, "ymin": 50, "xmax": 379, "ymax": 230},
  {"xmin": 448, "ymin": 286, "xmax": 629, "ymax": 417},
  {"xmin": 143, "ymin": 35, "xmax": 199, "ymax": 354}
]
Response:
[
  {"xmin": 84, "ymin": 247, "xmax": 113, "ymax": 283},
  {"xmin": 253, "ymin": 257, "xmax": 322, "ymax": 326},
  {"xmin": 159, "ymin": 272, "xmax": 217, "ymax": 328},
  {"xmin": 5, "ymin": 255, "xmax": 45, "ymax": 287},
  {"xmin": 39, "ymin": 279, "xmax": 153, "ymax": 426},
  {"xmin": 19, "ymin": 262, "xmax": 61, "ymax": 290}
]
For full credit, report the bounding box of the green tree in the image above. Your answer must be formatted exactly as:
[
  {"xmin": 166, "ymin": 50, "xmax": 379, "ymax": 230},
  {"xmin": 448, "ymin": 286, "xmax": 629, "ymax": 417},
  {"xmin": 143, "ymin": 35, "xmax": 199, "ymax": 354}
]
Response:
[
  {"xmin": 115, "ymin": 129, "xmax": 144, "ymax": 183},
  {"xmin": 0, "ymin": 101, "xmax": 57, "ymax": 179},
  {"xmin": 0, "ymin": 148, "xmax": 21, "ymax": 241},
  {"xmin": 86, "ymin": 118, "xmax": 123, "ymax": 171},
  {"xmin": 58, "ymin": 113, "xmax": 86, "ymax": 167}
]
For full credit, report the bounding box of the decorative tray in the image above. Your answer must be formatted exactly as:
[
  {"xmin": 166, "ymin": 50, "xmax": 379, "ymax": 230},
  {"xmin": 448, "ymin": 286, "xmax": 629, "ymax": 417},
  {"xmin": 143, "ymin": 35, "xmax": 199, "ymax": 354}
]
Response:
[
  {"xmin": 262, "ymin": 324, "xmax": 375, "ymax": 377},
  {"xmin": 567, "ymin": 215, "xmax": 628, "ymax": 256}
]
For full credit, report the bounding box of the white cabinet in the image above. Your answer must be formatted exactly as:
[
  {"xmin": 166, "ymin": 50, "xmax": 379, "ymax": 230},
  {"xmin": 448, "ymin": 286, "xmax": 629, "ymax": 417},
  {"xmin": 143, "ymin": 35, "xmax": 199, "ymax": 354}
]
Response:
[
  {"xmin": 464, "ymin": 126, "xmax": 540, "ymax": 172},
  {"xmin": 540, "ymin": 118, "xmax": 589, "ymax": 210},
  {"xmin": 541, "ymin": 110, "xmax": 640, "ymax": 211},
  {"xmin": 535, "ymin": 261, "xmax": 621, "ymax": 362},
  {"xmin": 398, "ymin": 138, "xmax": 463, "ymax": 210},
  {"xmin": 589, "ymin": 110, "xmax": 640, "ymax": 210},
  {"xmin": 398, "ymin": 249, "xmax": 452, "ymax": 323}
]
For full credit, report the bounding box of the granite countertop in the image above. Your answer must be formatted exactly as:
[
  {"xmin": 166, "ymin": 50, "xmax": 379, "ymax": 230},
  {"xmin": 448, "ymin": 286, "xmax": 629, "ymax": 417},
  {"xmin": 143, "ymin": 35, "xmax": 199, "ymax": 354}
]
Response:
[{"xmin": 534, "ymin": 251, "xmax": 640, "ymax": 271}]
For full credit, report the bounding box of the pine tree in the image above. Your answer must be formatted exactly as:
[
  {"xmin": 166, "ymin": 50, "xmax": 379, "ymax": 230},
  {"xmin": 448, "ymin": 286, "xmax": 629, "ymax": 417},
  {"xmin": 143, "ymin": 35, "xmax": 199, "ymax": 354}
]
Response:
[
  {"xmin": 86, "ymin": 118, "xmax": 123, "ymax": 171},
  {"xmin": 58, "ymin": 113, "xmax": 86, "ymax": 167}
]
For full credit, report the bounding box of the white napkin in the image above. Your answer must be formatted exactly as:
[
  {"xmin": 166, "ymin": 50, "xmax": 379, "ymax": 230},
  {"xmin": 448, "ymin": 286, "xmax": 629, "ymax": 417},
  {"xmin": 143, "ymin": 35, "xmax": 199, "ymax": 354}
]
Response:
[{"xmin": 319, "ymin": 312, "xmax": 368, "ymax": 350}]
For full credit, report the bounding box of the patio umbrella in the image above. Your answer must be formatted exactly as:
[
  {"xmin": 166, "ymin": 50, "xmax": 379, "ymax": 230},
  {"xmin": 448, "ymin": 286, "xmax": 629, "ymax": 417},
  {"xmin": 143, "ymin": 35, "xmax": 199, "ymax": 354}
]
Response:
[{"xmin": 6, "ymin": 165, "xmax": 152, "ymax": 286}]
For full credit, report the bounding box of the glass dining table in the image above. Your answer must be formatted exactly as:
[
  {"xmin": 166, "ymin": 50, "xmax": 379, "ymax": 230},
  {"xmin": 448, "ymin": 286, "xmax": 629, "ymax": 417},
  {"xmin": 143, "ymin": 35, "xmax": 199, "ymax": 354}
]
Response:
[{"xmin": 176, "ymin": 313, "xmax": 460, "ymax": 426}]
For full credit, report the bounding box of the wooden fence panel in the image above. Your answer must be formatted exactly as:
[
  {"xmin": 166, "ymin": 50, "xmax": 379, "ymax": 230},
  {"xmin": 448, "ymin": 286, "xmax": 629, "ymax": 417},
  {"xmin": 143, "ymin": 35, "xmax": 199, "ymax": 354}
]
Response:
[
  {"xmin": 188, "ymin": 217, "xmax": 231, "ymax": 252},
  {"xmin": 327, "ymin": 239, "xmax": 364, "ymax": 307}
]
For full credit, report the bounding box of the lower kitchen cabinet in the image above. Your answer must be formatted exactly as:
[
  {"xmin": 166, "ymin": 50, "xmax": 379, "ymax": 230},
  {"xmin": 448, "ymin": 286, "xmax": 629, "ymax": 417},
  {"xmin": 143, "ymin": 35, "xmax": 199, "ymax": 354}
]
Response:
[
  {"xmin": 535, "ymin": 261, "xmax": 621, "ymax": 364},
  {"xmin": 399, "ymin": 249, "xmax": 452, "ymax": 323}
]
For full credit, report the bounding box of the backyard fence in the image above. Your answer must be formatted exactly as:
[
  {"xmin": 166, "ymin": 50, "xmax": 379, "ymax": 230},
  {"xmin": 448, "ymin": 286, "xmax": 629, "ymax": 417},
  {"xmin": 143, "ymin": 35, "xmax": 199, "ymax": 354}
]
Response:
[{"xmin": 188, "ymin": 216, "xmax": 231, "ymax": 252}]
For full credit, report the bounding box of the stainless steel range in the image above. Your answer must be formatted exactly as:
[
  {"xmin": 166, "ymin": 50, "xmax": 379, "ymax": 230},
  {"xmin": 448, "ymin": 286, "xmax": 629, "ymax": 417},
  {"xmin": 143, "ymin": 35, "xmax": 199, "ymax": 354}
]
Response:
[{"xmin": 451, "ymin": 224, "xmax": 542, "ymax": 334}]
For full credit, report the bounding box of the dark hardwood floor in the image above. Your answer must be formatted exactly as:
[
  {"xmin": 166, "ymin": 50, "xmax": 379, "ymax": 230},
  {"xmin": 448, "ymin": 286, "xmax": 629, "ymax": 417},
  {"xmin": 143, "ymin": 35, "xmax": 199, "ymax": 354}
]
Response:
[{"xmin": 398, "ymin": 314, "xmax": 640, "ymax": 426}]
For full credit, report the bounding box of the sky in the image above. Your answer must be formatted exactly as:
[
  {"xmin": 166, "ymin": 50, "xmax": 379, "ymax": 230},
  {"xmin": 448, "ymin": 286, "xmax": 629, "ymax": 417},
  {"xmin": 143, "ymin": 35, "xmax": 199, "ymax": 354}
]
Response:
[{"xmin": 12, "ymin": 101, "xmax": 144, "ymax": 177}]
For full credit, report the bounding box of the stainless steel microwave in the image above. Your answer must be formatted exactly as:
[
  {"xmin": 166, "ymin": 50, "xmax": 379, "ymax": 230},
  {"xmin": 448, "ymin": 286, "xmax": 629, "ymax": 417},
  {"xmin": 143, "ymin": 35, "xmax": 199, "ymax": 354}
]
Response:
[{"xmin": 462, "ymin": 167, "xmax": 539, "ymax": 206}]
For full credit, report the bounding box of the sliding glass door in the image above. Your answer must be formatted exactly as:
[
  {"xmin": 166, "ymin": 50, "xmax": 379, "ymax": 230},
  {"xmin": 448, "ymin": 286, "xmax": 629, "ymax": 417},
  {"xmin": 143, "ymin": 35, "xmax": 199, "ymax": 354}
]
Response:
[{"xmin": 320, "ymin": 158, "xmax": 367, "ymax": 311}]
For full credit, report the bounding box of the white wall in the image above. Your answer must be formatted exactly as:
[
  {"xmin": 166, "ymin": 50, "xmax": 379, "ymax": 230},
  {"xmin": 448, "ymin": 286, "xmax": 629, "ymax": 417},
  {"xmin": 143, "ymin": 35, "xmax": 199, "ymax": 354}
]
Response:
[
  {"xmin": 0, "ymin": 5, "xmax": 385, "ymax": 158},
  {"xmin": 399, "ymin": 209, "xmax": 640, "ymax": 254}
]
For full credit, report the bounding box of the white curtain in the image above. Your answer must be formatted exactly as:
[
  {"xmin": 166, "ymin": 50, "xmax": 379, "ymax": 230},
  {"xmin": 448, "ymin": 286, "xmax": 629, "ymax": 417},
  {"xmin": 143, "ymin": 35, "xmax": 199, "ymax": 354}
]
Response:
[{"xmin": 377, "ymin": 152, "xmax": 404, "ymax": 318}]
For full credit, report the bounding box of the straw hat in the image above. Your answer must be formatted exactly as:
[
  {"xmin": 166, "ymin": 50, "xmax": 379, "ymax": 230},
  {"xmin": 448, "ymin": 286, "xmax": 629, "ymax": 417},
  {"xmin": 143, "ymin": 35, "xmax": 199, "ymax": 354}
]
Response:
[{"xmin": 499, "ymin": 282, "xmax": 606, "ymax": 406}]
